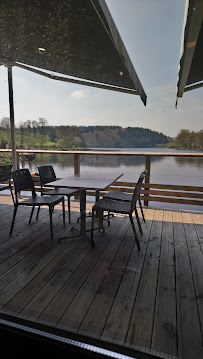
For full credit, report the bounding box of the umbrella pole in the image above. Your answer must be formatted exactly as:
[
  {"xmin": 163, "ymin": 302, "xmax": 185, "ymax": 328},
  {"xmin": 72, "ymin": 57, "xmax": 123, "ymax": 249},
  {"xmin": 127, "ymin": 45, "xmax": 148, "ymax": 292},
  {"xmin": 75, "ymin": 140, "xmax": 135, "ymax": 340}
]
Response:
[{"xmin": 7, "ymin": 66, "xmax": 17, "ymax": 170}]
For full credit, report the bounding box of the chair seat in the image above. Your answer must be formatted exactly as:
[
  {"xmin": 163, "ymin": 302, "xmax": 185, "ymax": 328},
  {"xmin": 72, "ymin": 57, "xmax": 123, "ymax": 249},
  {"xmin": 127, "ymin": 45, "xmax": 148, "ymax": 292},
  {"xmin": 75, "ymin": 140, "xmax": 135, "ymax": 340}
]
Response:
[
  {"xmin": 45, "ymin": 188, "xmax": 78, "ymax": 197},
  {"xmin": 104, "ymin": 190, "xmax": 132, "ymax": 202},
  {"xmin": 93, "ymin": 198, "xmax": 131, "ymax": 214},
  {"xmin": 18, "ymin": 194, "xmax": 64, "ymax": 206}
]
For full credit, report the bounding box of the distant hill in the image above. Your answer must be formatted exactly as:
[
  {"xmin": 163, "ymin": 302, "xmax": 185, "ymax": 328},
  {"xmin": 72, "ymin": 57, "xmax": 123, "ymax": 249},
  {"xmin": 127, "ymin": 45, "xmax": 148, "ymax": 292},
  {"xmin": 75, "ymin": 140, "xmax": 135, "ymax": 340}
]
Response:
[
  {"xmin": 0, "ymin": 119, "xmax": 172, "ymax": 151},
  {"xmin": 78, "ymin": 126, "xmax": 172, "ymax": 148}
]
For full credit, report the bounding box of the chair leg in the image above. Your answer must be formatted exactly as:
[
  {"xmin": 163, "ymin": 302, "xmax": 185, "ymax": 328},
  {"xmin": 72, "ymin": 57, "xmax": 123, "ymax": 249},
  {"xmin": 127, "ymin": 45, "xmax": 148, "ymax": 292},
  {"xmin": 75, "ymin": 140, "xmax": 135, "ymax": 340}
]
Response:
[
  {"xmin": 62, "ymin": 199, "xmax": 65, "ymax": 227},
  {"xmin": 99, "ymin": 210, "xmax": 104, "ymax": 231},
  {"xmin": 135, "ymin": 208, "xmax": 143, "ymax": 236},
  {"xmin": 129, "ymin": 213, "xmax": 140, "ymax": 251},
  {"xmin": 29, "ymin": 206, "xmax": 35, "ymax": 224},
  {"xmin": 139, "ymin": 199, "xmax": 145, "ymax": 222},
  {"xmin": 36, "ymin": 206, "xmax": 40, "ymax": 220},
  {"xmin": 68, "ymin": 197, "xmax": 71, "ymax": 223},
  {"xmin": 49, "ymin": 206, "xmax": 53, "ymax": 238},
  {"xmin": 9, "ymin": 184, "xmax": 15, "ymax": 205},
  {"xmin": 10, "ymin": 205, "xmax": 18, "ymax": 235},
  {"xmin": 91, "ymin": 209, "xmax": 95, "ymax": 242}
]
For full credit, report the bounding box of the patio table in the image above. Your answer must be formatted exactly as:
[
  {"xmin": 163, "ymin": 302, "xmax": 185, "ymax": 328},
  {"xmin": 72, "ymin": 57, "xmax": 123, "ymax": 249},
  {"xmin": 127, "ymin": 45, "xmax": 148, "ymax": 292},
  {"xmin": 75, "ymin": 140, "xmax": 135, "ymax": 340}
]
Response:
[{"xmin": 44, "ymin": 171, "xmax": 123, "ymax": 246}]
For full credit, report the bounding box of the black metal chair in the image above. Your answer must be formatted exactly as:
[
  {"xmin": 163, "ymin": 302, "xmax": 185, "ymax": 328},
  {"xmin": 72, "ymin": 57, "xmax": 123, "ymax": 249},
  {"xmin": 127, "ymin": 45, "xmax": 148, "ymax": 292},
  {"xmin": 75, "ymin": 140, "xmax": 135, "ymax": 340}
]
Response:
[
  {"xmin": 90, "ymin": 170, "xmax": 147, "ymax": 251},
  {"xmin": 103, "ymin": 169, "xmax": 148, "ymax": 225},
  {"xmin": 37, "ymin": 165, "xmax": 78, "ymax": 223},
  {"xmin": 0, "ymin": 164, "xmax": 14, "ymax": 203},
  {"xmin": 10, "ymin": 168, "xmax": 65, "ymax": 238}
]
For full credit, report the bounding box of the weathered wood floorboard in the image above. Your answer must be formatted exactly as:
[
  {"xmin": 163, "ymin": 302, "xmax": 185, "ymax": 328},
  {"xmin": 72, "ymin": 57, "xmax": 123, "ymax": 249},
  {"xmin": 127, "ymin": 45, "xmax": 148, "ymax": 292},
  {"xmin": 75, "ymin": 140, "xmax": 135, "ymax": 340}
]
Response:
[
  {"xmin": 173, "ymin": 211, "xmax": 203, "ymax": 359},
  {"xmin": 0, "ymin": 195, "xmax": 202, "ymax": 359},
  {"xmin": 126, "ymin": 210, "xmax": 163, "ymax": 350},
  {"xmin": 151, "ymin": 210, "xmax": 177, "ymax": 357}
]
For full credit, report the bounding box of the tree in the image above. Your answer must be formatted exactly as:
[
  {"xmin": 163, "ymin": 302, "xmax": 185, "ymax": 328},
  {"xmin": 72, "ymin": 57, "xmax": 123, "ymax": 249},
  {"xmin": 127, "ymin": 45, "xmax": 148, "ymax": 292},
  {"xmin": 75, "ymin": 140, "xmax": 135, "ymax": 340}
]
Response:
[
  {"xmin": 19, "ymin": 122, "xmax": 26, "ymax": 148},
  {"xmin": 0, "ymin": 117, "xmax": 10, "ymax": 148},
  {"xmin": 0, "ymin": 117, "xmax": 10, "ymax": 129},
  {"xmin": 175, "ymin": 129, "xmax": 191, "ymax": 149},
  {"xmin": 32, "ymin": 120, "xmax": 39, "ymax": 137},
  {"xmin": 38, "ymin": 118, "xmax": 48, "ymax": 135},
  {"xmin": 194, "ymin": 130, "xmax": 203, "ymax": 150}
]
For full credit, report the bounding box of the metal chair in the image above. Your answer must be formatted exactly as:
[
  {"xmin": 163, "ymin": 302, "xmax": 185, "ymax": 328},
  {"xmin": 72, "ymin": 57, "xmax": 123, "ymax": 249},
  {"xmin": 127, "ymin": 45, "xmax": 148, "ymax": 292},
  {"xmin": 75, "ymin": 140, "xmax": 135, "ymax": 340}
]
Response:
[
  {"xmin": 10, "ymin": 168, "xmax": 65, "ymax": 238},
  {"xmin": 0, "ymin": 164, "xmax": 14, "ymax": 203},
  {"xmin": 90, "ymin": 171, "xmax": 147, "ymax": 251},
  {"xmin": 103, "ymin": 169, "xmax": 148, "ymax": 225},
  {"xmin": 37, "ymin": 165, "xmax": 78, "ymax": 223}
]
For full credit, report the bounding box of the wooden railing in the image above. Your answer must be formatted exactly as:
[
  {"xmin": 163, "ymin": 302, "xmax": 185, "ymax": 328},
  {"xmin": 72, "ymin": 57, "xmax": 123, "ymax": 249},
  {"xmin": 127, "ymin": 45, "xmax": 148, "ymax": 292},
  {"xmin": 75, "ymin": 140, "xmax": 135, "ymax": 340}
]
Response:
[{"xmin": 1, "ymin": 149, "xmax": 203, "ymax": 207}]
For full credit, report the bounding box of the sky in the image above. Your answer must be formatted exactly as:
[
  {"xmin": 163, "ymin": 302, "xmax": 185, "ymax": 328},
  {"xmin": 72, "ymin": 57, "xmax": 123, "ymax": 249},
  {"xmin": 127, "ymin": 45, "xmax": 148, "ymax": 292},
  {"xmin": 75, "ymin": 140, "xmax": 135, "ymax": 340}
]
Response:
[{"xmin": 0, "ymin": 0, "xmax": 202, "ymax": 138}]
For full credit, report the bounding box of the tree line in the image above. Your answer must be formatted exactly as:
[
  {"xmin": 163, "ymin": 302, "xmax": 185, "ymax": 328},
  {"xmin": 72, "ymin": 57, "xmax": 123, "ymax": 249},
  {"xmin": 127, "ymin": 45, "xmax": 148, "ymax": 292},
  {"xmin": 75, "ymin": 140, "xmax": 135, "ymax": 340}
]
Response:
[
  {"xmin": 1, "ymin": 117, "xmax": 202, "ymax": 151},
  {"xmin": 0, "ymin": 117, "xmax": 172, "ymax": 149},
  {"xmin": 168, "ymin": 129, "xmax": 203, "ymax": 151}
]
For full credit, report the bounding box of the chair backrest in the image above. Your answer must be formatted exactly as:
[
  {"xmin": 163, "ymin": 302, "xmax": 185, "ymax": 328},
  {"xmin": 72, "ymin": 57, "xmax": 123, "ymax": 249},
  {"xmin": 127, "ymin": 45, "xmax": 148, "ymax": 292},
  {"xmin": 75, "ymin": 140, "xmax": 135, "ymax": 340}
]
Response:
[
  {"xmin": 37, "ymin": 166, "xmax": 56, "ymax": 188},
  {"xmin": 130, "ymin": 169, "xmax": 148, "ymax": 212},
  {"xmin": 12, "ymin": 168, "xmax": 36, "ymax": 202},
  {"xmin": 0, "ymin": 164, "xmax": 12, "ymax": 183}
]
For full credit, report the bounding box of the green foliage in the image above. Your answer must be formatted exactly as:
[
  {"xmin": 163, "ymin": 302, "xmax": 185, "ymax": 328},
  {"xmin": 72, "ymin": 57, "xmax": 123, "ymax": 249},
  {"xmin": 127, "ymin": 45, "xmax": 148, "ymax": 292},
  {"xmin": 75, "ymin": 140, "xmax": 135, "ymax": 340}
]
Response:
[
  {"xmin": 79, "ymin": 126, "xmax": 171, "ymax": 148},
  {"xmin": 0, "ymin": 154, "xmax": 12, "ymax": 165},
  {"xmin": 169, "ymin": 129, "xmax": 203, "ymax": 150},
  {"xmin": 0, "ymin": 117, "xmax": 172, "ymax": 150}
]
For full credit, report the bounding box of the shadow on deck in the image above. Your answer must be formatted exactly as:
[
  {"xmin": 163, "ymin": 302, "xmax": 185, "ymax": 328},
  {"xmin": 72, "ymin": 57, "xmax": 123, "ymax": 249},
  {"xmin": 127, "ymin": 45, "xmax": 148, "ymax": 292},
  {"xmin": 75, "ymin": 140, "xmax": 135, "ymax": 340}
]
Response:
[{"xmin": 0, "ymin": 195, "xmax": 203, "ymax": 359}]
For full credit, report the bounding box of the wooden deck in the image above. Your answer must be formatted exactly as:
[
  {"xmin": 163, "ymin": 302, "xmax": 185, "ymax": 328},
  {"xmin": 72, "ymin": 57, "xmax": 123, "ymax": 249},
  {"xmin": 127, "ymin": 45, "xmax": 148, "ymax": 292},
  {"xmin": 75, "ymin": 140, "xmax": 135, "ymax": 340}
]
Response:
[{"xmin": 0, "ymin": 194, "xmax": 203, "ymax": 359}]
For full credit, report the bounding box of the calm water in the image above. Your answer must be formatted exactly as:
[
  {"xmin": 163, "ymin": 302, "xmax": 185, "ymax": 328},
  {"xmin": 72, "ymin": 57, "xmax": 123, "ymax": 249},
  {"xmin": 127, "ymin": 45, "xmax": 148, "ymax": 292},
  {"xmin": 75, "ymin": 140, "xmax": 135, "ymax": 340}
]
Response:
[{"xmin": 21, "ymin": 147, "xmax": 203, "ymax": 211}]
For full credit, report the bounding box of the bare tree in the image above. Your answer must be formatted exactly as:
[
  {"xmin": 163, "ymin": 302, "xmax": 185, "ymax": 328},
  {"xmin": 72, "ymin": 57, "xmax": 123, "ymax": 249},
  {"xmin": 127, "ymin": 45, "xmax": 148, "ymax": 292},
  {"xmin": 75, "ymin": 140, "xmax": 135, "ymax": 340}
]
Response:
[
  {"xmin": 38, "ymin": 118, "xmax": 48, "ymax": 135},
  {"xmin": 0, "ymin": 117, "xmax": 10, "ymax": 129}
]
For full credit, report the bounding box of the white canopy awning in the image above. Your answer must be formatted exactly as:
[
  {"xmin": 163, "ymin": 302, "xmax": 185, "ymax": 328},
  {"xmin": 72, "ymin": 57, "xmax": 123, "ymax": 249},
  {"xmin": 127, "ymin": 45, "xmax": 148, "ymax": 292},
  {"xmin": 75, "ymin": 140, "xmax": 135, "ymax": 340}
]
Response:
[
  {"xmin": 0, "ymin": 0, "xmax": 147, "ymax": 169},
  {"xmin": 177, "ymin": 0, "xmax": 203, "ymax": 98}
]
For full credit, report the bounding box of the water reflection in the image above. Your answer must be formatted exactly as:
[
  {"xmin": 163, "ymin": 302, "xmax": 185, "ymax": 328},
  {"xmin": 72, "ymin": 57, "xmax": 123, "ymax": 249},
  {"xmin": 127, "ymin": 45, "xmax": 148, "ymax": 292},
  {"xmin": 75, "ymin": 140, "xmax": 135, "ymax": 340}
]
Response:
[
  {"xmin": 175, "ymin": 156, "xmax": 203, "ymax": 167},
  {"xmin": 21, "ymin": 153, "xmax": 165, "ymax": 170},
  {"xmin": 21, "ymin": 152, "xmax": 203, "ymax": 172},
  {"xmin": 20, "ymin": 152, "xmax": 203, "ymax": 187},
  {"xmin": 19, "ymin": 151, "xmax": 203, "ymax": 210}
]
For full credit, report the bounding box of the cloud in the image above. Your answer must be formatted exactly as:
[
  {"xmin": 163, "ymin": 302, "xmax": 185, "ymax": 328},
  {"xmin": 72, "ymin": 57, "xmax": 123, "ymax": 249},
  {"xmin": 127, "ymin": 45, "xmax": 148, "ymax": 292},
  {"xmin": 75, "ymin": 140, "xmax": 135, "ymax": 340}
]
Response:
[{"xmin": 70, "ymin": 89, "xmax": 90, "ymax": 100}]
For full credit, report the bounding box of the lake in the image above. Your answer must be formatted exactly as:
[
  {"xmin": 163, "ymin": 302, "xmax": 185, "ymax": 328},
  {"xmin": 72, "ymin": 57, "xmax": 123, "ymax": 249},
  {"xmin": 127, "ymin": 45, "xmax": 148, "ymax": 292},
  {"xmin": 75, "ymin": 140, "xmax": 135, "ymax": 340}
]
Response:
[{"xmin": 20, "ymin": 147, "xmax": 203, "ymax": 211}]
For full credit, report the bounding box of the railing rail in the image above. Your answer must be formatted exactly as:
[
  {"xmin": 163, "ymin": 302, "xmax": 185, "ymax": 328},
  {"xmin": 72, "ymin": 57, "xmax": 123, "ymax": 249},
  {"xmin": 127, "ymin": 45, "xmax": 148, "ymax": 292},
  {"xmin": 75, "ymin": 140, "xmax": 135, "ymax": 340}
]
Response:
[{"xmin": 1, "ymin": 149, "xmax": 203, "ymax": 207}]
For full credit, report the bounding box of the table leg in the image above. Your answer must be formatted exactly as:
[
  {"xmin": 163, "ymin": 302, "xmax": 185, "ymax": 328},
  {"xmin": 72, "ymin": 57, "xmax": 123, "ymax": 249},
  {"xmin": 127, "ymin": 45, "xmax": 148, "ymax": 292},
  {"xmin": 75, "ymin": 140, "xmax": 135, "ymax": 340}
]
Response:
[
  {"xmin": 58, "ymin": 188, "xmax": 95, "ymax": 247},
  {"xmin": 80, "ymin": 189, "xmax": 86, "ymax": 236},
  {"xmin": 95, "ymin": 190, "xmax": 100, "ymax": 202}
]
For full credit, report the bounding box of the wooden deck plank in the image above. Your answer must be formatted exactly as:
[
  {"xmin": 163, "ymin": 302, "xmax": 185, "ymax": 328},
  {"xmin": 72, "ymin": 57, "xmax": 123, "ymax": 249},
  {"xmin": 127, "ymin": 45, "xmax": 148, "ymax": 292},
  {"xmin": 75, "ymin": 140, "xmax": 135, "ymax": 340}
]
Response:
[
  {"xmin": 151, "ymin": 210, "xmax": 177, "ymax": 357},
  {"xmin": 0, "ymin": 208, "xmax": 70, "ymax": 262},
  {"xmin": 101, "ymin": 209, "xmax": 155, "ymax": 344},
  {"xmin": 173, "ymin": 211, "xmax": 203, "ymax": 359},
  {"xmin": 1, "ymin": 236, "xmax": 82, "ymax": 316},
  {"xmin": 77, "ymin": 218, "xmax": 137, "ymax": 338},
  {"xmin": 0, "ymin": 202, "xmax": 78, "ymax": 251},
  {"xmin": 0, "ymin": 207, "xmax": 79, "ymax": 276},
  {"xmin": 57, "ymin": 216, "xmax": 132, "ymax": 334},
  {"xmin": 190, "ymin": 212, "xmax": 203, "ymax": 251},
  {"xmin": 36, "ymin": 215, "xmax": 128, "ymax": 328},
  {"xmin": 182, "ymin": 212, "xmax": 203, "ymax": 335},
  {"xmin": 126, "ymin": 209, "xmax": 163, "ymax": 350},
  {"xmin": 0, "ymin": 195, "xmax": 203, "ymax": 359}
]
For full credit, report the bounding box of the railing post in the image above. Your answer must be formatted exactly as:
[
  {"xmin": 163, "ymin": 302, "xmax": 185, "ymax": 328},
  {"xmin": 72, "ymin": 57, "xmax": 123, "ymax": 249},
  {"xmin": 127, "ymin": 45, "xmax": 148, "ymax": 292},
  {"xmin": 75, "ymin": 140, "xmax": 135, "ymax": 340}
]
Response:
[
  {"xmin": 74, "ymin": 153, "xmax": 80, "ymax": 199},
  {"xmin": 144, "ymin": 155, "xmax": 151, "ymax": 206},
  {"xmin": 74, "ymin": 153, "xmax": 80, "ymax": 176}
]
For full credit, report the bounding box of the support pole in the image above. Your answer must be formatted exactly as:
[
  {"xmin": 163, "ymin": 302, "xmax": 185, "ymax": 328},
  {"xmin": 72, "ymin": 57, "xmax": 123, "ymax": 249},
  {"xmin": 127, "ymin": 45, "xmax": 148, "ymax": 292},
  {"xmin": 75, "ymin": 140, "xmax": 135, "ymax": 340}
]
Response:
[{"xmin": 8, "ymin": 66, "xmax": 17, "ymax": 170}]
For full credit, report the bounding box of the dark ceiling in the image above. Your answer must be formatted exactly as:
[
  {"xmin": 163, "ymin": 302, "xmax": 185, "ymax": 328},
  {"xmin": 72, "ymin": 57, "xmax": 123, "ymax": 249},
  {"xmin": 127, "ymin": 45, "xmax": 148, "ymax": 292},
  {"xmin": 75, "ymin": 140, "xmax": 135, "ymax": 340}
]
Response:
[
  {"xmin": 0, "ymin": 0, "xmax": 146, "ymax": 104},
  {"xmin": 186, "ymin": 22, "xmax": 203, "ymax": 86},
  {"xmin": 177, "ymin": 0, "xmax": 203, "ymax": 97}
]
